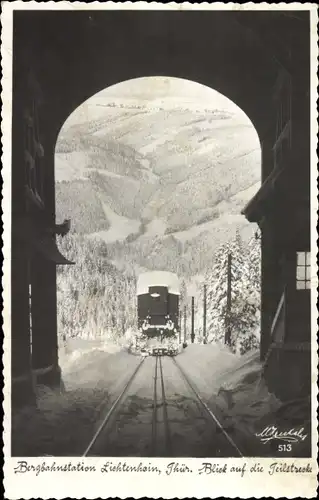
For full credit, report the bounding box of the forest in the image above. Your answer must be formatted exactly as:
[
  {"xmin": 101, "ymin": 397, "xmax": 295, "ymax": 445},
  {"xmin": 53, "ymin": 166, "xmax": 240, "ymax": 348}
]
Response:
[
  {"xmin": 57, "ymin": 229, "xmax": 260, "ymax": 355},
  {"xmin": 55, "ymin": 99, "xmax": 261, "ymax": 355}
]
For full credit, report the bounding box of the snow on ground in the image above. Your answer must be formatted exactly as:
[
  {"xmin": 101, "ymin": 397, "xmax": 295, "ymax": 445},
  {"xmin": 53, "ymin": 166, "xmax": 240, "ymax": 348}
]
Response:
[
  {"xmin": 14, "ymin": 339, "xmax": 311, "ymax": 457},
  {"xmin": 59, "ymin": 337, "xmax": 141, "ymax": 391},
  {"xmin": 139, "ymin": 134, "xmax": 174, "ymax": 155},
  {"xmin": 140, "ymin": 168, "xmax": 159, "ymax": 184},
  {"xmin": 93, "ymin": 168, "xmax": 139, "ymax": 184},
  {"xmin": 180, "ymin": 346, "xmax": 282, "ymax": 455},
  {"xmin": 173, "ymin": 213, "xmax": 248, "ymax": 243},
  {"xmin": 210, "ymin": 349, "xmax": 281, "ymax": 435},
  {"xmin": 177, "ymin": 343, "xmax": 237, "ymax": 398},
  {"xmin": 177, "ymin": 344, "xmax": 303, "ymax": 455},
  {"xmin": 13, "ymin": 341, "xmax": 142, "ymax": 457},
  {"xmin": 59, "ymin": 338, "xmax": 122, "ymax": 373},
  {"xmin": 232, "ymin": 181, "xmax": 260, "ymax": 204},
  {"xmin": 143, "ymin": 218, "xmax": 167, "ymax": 237},
  {"xmin": 87, "ymin": 202, "xmax": 140, "ymax": 243},
  {"xmin": 139, "ymin": 157, "xmax": 151, "ymax": 169},
  {"xmin": 61, "ymin": 100, "xmax": 125, "ymax": 129},
  {"xmin": 63, "ymin": 348, "xmax": 140, "ymax": 394},
  {"xmin": 55, "ymin": 152, "xmax": 89, "ymax": 182},
  {"xmin": 209, "ymin": 349, "xmax": 311, "ymax": 456}
]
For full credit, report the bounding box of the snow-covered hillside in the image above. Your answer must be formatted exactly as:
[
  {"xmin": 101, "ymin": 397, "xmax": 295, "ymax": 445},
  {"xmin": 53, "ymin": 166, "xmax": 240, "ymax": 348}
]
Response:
[{"xmin": 55, "ymin": 78, "xmax": 260, "ymax": 277}]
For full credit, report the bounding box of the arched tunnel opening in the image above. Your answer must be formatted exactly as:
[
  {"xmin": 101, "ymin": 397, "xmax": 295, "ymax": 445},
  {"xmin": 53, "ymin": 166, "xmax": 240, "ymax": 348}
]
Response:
[
  {"xmin": 55, "ymin": 76, "xmax": 262, "ymax": 362},
  {"xmin": 9, "ymin": 9, "xmax": 312, "ymax": 462},
  {"xmin": 46, "ymin": 76, "xmax": 265, "ymax": 457}
]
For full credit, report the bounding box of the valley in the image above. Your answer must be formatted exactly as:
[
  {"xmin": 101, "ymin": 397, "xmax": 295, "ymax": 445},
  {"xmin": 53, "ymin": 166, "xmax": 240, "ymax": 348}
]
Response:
[{"xmin": 55, "ymin": 98, "xmax": 260, "ymax": 278}]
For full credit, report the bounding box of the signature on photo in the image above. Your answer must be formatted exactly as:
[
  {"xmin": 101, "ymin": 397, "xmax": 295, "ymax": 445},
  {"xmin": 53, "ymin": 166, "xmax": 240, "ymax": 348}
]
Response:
[{"xmin": 255, "ymin": 426, "xmax": 308, "ymax": 444}]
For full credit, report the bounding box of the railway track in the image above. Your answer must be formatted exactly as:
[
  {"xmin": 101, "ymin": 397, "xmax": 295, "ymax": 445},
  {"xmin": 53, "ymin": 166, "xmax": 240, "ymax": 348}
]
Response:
[
  {"xmin": 171, "ymin": 356, "xmax": 243, "ymax": 457},
  {"xmin": 151, "ymin": 355, "xmax": 172, "ymax": 456},
  {"xmin": 82, "ymin": 354, "xmax": 243, "ymax": 457},
  {"xmin": 82, "ymin": 357, "xmax": 145, "ymax": 457}
]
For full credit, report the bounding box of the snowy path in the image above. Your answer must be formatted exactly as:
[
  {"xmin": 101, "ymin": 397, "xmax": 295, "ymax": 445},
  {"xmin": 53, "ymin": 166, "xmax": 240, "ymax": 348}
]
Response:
[
  {"xmin": 21, "ymin": 345, "xmax": 308, "ymax": 458},
  {"xmin": 85, "ymin": 355, "xmax": 242, "ymax": 457}
]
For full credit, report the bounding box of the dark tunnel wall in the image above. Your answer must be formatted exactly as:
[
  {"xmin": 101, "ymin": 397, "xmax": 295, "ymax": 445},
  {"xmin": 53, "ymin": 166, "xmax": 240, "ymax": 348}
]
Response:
[{"xmin": 11, "ymin": 9, "xmax": 311, "ymax": 406}]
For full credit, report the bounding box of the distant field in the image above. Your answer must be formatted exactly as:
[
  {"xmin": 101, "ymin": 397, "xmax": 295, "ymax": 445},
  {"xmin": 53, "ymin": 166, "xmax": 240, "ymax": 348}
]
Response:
[{"xmin": 55, "ymin": 102, "xmax": 260, "ymax": 275}]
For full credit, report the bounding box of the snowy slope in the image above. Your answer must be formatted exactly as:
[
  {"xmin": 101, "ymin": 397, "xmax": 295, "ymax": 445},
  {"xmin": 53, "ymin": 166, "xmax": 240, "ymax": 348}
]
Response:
[
  {"xmin": 87, "ymin": 203, "xmax": 140, "ymax": 244},
  {"xmin": 55, "ymin": 77, "xmax": 260, "ymax": 276},
  {"xmin": 177, "ymin": 345, "xmax": 306, "ymax": 456}
]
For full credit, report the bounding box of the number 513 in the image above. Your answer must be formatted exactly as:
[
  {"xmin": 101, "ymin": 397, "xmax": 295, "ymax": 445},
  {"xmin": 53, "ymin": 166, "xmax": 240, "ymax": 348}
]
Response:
[{"xmin": 278, "ymin": 444, "xmax": 292, "ymax": 452}]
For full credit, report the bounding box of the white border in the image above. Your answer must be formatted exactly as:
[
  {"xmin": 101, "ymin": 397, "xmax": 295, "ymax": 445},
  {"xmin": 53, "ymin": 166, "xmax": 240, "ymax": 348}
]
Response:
[
  {"xmin": 2, "ymin": 2, "xmax": 318, "ymax": 499},
  {"xmin": 1, "ymin": 1, "xmax": 318, "ymax": 11}
]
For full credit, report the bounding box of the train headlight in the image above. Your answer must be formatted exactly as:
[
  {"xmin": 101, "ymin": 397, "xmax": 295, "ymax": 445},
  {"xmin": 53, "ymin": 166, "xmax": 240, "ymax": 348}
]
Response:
[{"xmin": 142, "ymin": 320, "xmax": 150, "ymax": 331}]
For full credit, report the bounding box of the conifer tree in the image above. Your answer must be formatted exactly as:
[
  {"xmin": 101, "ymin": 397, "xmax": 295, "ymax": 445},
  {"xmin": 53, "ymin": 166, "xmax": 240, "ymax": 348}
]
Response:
[
  {"xmin": 205, "ymin": 241, "xmax": 232, "ymax": 345},
  {"xmin": 235, "ymin": 233, "xmax": 261, "ymax": 354},
  {"xmin": 205, "ymin": 230, "xmax": 260, "ymax": 354}
]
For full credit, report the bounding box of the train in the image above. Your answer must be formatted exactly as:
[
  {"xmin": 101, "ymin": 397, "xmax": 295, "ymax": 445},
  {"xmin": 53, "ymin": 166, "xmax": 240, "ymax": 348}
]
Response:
[{"xmin": 135, "ymin": 271, "xmax": 181, "ymax": 356}]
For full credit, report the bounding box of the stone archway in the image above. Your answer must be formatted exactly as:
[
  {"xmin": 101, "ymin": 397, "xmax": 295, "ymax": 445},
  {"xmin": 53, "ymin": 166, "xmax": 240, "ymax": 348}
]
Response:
[
  {"xmin": 11, "ymin": 10, "xmax": 311, "ymax": 405},
  {"xmin": 54, "ymin": 75, "xmax": 262, "ymax": 355}
]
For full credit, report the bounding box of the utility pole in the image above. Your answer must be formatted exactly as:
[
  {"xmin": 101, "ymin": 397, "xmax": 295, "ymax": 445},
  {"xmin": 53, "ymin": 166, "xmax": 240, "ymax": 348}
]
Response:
[
  {"xmin": 191, "ymin": 296, "xmax": 195, "ymax": 344},
  {"xmin": 225, "ymin": 252, "xmax": 232, "ymax": 346},
  {"xmin": 183, "ymin": 306, "xmax": 187, "ymax": 344},
  {"xmin": 203, "ymin": 284, "xmax": 207, "ymax": 344}
]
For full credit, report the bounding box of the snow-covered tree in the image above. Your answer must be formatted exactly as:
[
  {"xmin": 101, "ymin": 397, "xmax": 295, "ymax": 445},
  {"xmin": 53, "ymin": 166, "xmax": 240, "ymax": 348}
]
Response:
[
  {"xmin": 235, "ymin": 233, "xmax": 261, "ymax": 354},
  {"xmin": 193, "ymin": 290, "xmax": 205, "ymax": 344},
  {"xmin": 56, "ymin": 233, "xmax": 138, "ymax": 345},
  {"xmin": 205, "ymin": 230, "xmax": 260, "ymax": 354}
]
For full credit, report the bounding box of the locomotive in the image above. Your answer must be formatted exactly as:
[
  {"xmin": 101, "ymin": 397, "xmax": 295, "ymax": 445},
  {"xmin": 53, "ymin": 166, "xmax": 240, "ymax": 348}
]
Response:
[{"xmin": 136, "ymin": 271, "xmax": 180, "ymax": 356}]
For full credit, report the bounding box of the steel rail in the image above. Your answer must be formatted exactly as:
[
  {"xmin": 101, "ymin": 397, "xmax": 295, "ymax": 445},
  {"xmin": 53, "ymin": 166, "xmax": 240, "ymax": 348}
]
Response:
[
  {"xmin": 172, "ymin": 357, "xmax": 243, "ymax": 457},
  {"xmin": 151, "ymin": 355, "xmax": 159, "ymax": 456},
  {"xmin": 159, "ymin": 356, "xmax": 172, "ymax": 456},
  {"xmin": 82, "ymin": 357, "xmax": 145, "ymax": 457}
]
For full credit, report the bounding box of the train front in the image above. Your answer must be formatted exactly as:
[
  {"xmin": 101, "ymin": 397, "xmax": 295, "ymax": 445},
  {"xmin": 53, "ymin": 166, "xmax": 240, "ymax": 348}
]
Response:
[{"xmin": 137, "ymin": 271, "xmax": 180, "ymax": 356}]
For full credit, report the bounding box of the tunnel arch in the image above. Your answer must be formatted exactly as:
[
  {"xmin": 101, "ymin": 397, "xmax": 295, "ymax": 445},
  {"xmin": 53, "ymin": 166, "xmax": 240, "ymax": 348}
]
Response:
[
  {"xmin": 19, "ymin": 9, "xmax": 284, "ymax": 150},
  {"xmin": 55, "ymin": 75, "xmax": 262, "ymax": 350},
  {"xmin": 11, "ymin": 9, "xmax": 311, "ymax": 407},
  {"xmin": 53, "ymin": 69, "xmax": 267, "ymax": 150}
]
